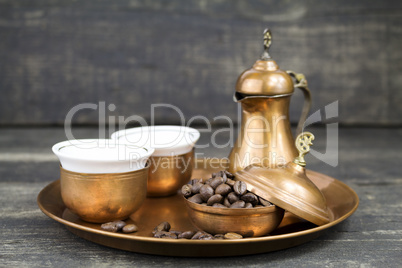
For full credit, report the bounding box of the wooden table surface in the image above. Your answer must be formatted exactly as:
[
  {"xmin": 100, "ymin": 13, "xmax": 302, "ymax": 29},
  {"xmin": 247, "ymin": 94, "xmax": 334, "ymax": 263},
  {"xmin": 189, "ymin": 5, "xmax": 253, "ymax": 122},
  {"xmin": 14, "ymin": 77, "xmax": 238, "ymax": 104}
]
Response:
[{"xmin": 1, "ymin": 127, "xmax": 401, "ymax": 267}]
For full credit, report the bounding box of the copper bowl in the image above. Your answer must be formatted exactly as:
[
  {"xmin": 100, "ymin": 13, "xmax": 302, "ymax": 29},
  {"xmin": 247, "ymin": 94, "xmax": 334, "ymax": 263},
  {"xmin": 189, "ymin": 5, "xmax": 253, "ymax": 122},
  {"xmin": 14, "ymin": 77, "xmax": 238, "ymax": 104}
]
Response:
[
  {"xmin": 184, "ymin": 197, "xmax": 284, "ymax": 237},
  {"xmin": 60, "ymin": 165, "xmax": 149, "ymax": 223},
  {"xmin": 147, "ymin": 150, "xmax": 194, "ymax": 197}
]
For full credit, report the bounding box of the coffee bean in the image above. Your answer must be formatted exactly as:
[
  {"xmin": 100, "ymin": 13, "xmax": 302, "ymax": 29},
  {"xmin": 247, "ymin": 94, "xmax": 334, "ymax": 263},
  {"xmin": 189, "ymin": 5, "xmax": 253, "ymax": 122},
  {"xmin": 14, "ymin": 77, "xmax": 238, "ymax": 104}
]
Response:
[
  {"xmin": 160, "ymin": 236, "xmax": 174, "ymax": 239},
  {"xmin": 178, "ymin": 231, "xmax": 196, "ymax": 239},
  {"xmin": 241, "ymin": 192, "xmax": 258, "ymax": 206},
  {"xmin": 234, "ymin": 181, "xmax": 247, "ymax": 195},
  {"xmin": 112, "ymin": 220, "xmax": 127, "ymax": 231},
  {"xmin": 212, "ymin": 203, "xmax": 227, "ymax": 208},
  {"xmin": 191, "ymin": 231, "xmax": 205, "ymax": 240},
  {"xmin": 221, "ymin": 172, "xmax": 228, "ymax": 183},
  {"xmin": 188, "ymin": 194, "xmax": 203, "ymax": 204},
  {"xmin": 151, "ymin": 223, "xmax": 244, "ymax": 241},
  {"xmin": 160, "ymin": 234, "xmax": 178, "ymax": 239},
  {"xmin": 154, "ymin": 231, "xmax": 177, "ymax": 239},
  {"xmin": 153, "ymin": 231, "xmax": 169, "ymax": 238},
  {"xmin": 226, "ymin": 178, "xmax": 236, "ymax": 187},
  {"xmin": 214, "ymin": 234, "xmax": 225, "ymax": 240},
  {"xmin": 152, "ymin": 221, "xmax": 171, "ymax": 234},
  {"xmin": 227, "ymin": 192, "xmax": 239, "ymax": 204},
  {"xmin": 230, "ymin": 200, "xmax": 246, "ymax": 208},
  {"xmin": 199, "ymin": 184, "xmax": 214, "ymax": 202},
  {"xmin": 213, "ymin": 171, "xmax": 225, "ymax": 180},
  {"xmin": 245, "ymin": 202, "xmax": 253, "ymax": 208},
  {"xmin": 213, "ymin": 171, "xmax": 227, "ymax": 183},
  {"xmin": 170, "ymin": 230, "xmax": 182, "ymax": 236},
  {"xmin": 207, "ymin": 194, "xmax": 223, "ymax": 206},
  {"xmin": 259, "ymin": 197, "xmax": 273, "ymax": 207},
  {"xmin": 223, "ymin": 197, "xmax": 231, "ymax": 207},
  {"xmin": 181, "ymin": 184, "xmax": 193, "ymax": 197},
  {"xmin": 191, "ymin": 182, "xmax": 204, "ymax": 194},
  {"xmin": 224, "ymin": 232, "xmax": 243, "ymax": 239},
  {"xmin": 224, "ymin": 170, "xmax": 235, "ymax": 179},
  {"xmin": 189, "ymin": 178, "xmax": 202, "ymax": 186},
  {"xmin": 184, "ymin": 170, "xmax": 272, "ymax": 211},
  {"xmin": 210, "ymin": 177, "xmax": 225, "ymax": 189},
  {"xmin": 122, "ymin": 224, "xmax": 138, "ymax": 233},
  {"xmin": 199, "ymin": 233, "xmax": 214, "ymax": 240},
  {"xmin": 101, "ymin": 222, "xmax": 118, "ymax": 232},
  {"xmin": 215, "ymin": 184, "xmax": 232, "ymax": 196}
]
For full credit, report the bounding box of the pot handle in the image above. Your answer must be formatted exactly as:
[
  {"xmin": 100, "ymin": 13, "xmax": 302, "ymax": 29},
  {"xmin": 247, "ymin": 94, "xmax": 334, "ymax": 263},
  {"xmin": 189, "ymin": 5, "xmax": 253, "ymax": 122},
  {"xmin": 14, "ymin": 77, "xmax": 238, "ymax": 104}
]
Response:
[{"xmin": 286, "ymin": 70, "xmax": 312, "ymax": 135}]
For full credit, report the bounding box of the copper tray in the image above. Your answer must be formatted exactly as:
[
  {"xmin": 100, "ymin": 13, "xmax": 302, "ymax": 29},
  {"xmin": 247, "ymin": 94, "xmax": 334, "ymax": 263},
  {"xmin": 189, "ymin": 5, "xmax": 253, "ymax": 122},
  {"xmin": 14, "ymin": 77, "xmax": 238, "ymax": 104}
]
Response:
[{"xmin": 37, "ymin": 159, "xmax": 359, "ymax": 257}]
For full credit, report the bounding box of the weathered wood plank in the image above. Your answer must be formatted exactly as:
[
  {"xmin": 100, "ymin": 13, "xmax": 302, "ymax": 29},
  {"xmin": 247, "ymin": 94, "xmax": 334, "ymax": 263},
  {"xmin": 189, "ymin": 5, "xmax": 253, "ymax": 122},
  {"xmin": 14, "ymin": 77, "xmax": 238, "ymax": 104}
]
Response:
[
  {"xmin": 0, "ymin": 127, "xmax": 401, "ymax": 181},
  {"xmin": 0, "ymin": 1, "xmax": 402, "ymax": 126}
]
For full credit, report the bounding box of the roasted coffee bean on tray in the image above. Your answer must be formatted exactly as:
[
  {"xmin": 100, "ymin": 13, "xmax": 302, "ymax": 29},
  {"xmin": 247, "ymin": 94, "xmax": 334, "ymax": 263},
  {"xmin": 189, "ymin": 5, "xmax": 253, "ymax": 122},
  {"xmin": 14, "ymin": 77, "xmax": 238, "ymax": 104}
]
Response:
[
  {"xmin": 154, "ymin": 231, "xmax": 177, "ymax": 239},
  {"xmin": 122, "ymin": 224, "xmax": 138, "ymax": 233},
  {"xmin": 101, "ymin": 220, "xmax": 138, "ymax": 234},
  {"xmin": 181, "ymin": 170, "xmax": 273, "ymax": 208},
  {"xmin": 224, "ymin": 232, "xmax": 244, "ymax": 239},
  {"xmin": 152, "ymin": 221, "xmax": 171, "ymax": 234},
  {"xmin": 114, "ymin": 220, "xmax": 127, "ymax": 230},
  {"xmin": 100, "ymin": 222, "xmax": 119, "ymax": 232},
  {"xmin": 178, "ymin": 230, "xmax": 196, "ymax": 239},
  {"xmin": 152, "ymin": 222, "xmax": 243, "ymax": 240}
]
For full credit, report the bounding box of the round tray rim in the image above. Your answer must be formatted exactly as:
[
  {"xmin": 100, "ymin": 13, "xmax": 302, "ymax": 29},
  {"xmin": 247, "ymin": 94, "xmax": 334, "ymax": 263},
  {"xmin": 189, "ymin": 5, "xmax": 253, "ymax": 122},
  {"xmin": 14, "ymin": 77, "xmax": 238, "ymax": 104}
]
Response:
[{"xmin": 37, "ymin": 170, "xmax": 359, "ymax": 248}]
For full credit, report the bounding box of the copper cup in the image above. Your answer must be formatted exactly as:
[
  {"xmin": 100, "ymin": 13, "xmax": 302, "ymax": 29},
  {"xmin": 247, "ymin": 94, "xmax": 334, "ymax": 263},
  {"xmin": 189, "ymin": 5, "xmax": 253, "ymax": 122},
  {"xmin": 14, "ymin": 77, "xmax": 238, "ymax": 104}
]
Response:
[
  {"xmin": 60, "ymin": 165, "xmax": 149, "ymax": 223},
  {"xmin": 147, "ymin": 150, "xmax": 194, "ymax": 197},
  {"xmin": 184, "ymin": 198, "xmax": 284, "ymax": 237}
]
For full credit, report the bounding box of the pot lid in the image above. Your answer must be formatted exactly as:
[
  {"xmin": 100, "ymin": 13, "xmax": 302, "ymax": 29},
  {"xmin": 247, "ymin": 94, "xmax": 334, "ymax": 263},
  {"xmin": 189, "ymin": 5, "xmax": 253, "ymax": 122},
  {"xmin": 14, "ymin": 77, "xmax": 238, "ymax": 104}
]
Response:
[
  {"xmin": 235, "ymin": 29, "xmax": 294, "ymax": 97},
  {"xmin": 234, "ymin": 132, "xmax": 330, "ymax": 226}
]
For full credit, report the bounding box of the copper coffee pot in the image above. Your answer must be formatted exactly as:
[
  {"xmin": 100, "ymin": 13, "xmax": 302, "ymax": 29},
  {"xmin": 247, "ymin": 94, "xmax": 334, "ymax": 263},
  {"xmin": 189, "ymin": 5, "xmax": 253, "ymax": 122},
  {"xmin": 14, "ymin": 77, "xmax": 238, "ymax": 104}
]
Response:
[{"xmin": 228, "ymin": 29, "xmax": 312, "ymax": 173}]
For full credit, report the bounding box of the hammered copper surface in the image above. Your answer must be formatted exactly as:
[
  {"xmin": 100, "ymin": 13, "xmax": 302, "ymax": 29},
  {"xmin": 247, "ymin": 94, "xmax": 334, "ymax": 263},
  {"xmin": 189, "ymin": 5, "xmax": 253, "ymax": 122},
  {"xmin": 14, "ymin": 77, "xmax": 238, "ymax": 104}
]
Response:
[
  {"xmin": 185, "ymin": 197, "xmax": 284, "ymax": 237},
  {"xmin": 147, "ymin": 150, "xmax": 194, "ymax": 197},
  {"xmin": 60, "ymin": 165, "xmax": 148, "ymax": 223},
  {"xmin": 228, "ymin": 29, "xmax": 312, "ymax": 173},
  {"xmin": 38, "ymin": 159, "xmax": 358, "ymax": 257}
]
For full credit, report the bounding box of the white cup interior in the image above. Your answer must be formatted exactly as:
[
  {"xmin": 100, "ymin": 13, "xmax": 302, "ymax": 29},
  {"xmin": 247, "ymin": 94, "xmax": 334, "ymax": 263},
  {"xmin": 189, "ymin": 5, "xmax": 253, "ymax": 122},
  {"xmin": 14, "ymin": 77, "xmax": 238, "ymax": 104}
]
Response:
[
  {"xmin": 112, "ymin": 126, "xmax": 200, "ymax": 156},
  {"xmin": 52, "ymin": 139, "xmax": 154, "ymax": 173}
]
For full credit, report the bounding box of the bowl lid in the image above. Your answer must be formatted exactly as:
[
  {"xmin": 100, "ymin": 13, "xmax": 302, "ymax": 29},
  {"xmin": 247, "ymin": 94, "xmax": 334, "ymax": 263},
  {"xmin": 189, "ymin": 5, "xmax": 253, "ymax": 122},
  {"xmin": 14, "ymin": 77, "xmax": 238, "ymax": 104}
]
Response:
[{"xmin": 234, "ymin": 132, "xmax": 330, "ymax": 226}]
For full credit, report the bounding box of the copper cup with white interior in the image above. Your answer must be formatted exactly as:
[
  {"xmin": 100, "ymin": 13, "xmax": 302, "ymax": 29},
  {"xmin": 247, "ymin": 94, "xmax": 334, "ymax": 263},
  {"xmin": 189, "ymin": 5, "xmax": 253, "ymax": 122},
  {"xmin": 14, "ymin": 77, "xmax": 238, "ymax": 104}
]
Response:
[
  {"xmin": 60, "ymin": 166, "xmax": 149, "ymax": 223},
  {"xmin": 112, "ymin": 126, "xmax": 200, "ymax": 197},
  {"xmin": 147, "ymin": 149, "xmax": 195, "ymax": 196},
  {"xmin": 52, "ymin": 139, "xmax": 153, "ymax": 223}
]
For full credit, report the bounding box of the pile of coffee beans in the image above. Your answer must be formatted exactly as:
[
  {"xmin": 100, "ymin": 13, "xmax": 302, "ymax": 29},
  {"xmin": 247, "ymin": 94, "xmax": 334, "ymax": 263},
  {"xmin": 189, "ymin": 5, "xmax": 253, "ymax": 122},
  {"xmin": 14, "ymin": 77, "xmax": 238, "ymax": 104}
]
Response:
[
  {"xmin": 152, "ymin": 222, "xmax": 243, "ymax": 240},
  {"xmin": 181, "ymin": 170, "xmax": 273, "ymax": 208},
  {"xmin": 101, "ymin": 220, "xmax": 138, "ymax": 233}
]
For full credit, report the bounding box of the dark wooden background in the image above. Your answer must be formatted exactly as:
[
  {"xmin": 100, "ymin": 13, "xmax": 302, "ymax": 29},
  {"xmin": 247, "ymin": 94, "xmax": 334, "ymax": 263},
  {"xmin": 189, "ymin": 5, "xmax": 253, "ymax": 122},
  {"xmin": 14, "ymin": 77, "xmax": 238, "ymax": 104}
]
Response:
[
  {"xmin": 1, "ymin": 0, "xmax": 401, "ymax": 126},
  {"xmin": 1, "ymin": 2, "xmax": 402, "ymax": 265}
]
